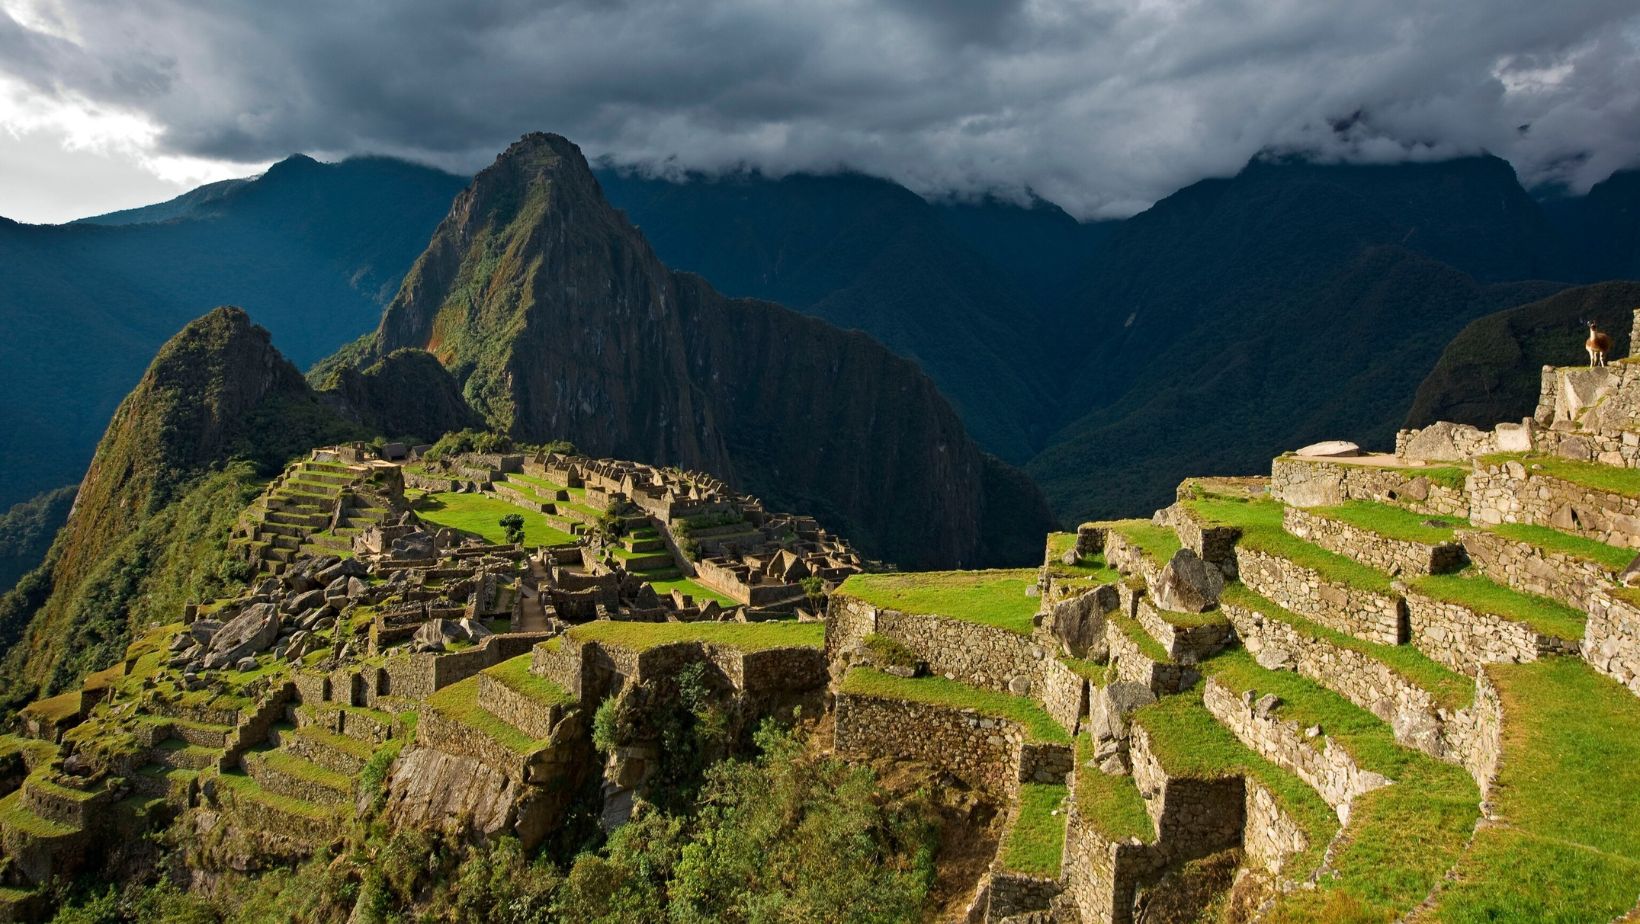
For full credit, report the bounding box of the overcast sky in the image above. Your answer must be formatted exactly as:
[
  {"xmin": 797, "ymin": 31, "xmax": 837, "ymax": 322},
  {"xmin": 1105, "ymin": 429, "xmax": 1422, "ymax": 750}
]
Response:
[{"xmin": 2, "ymin": 0, "xmax": 1639, "ymax": 225}]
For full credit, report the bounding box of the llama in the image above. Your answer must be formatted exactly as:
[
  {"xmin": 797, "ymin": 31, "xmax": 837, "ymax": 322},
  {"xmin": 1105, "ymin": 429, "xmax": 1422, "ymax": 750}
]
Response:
[{"xmin": 1587, "ymin": 321, "xmax": 1612, "ymax": 368}]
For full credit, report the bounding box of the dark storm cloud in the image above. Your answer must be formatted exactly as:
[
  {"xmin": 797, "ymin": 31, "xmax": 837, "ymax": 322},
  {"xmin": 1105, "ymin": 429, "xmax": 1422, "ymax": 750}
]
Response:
[{"xmin": 3, "ymin": 0, "xmax": 1638, "ymax": 216}]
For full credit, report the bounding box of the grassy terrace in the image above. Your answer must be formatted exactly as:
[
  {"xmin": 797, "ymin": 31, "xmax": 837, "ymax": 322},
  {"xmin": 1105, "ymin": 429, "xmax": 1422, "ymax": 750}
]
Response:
[
  {"xmin": 1488, "ymin": 522, "xmax": 1634, "ymax": 572},
  {"xmin": 1109, "ymin": 611, "xmax": 1170, "ymax": 663},
  {"xmin": 1482, "ymin": 452, "xmax": 1640, "ymax": 499},
  {"xmin": 0, "ymin": 792, "xmax": 75, "ymax": 837},
  {"xmin": 1220, "ymin": 584, "xmax": 1473, "ymax": 711},
  {"xmin": 427, "ymin": 676, "xmax": 547, "ymax": 755},
  {"xmin": 483, "ymin": 655, "xmax": 575, "ymax": 707},
  {"xmin": 839, "ymin": 668, "xmax": 1070, "ymax": 744},
  {"xmin": 566, "ymin": 618, "xmax": 824, "ymax": 652},
  {"xmin": 290, "ymin": 724, "xmax": 374, "ymax": 761},
  {"xmin": 1308, "ymin": 500, "xmax": 1464, "ymax": 544},
  {"xmin": 252, "ymin": 748, "xmax": 352, "ymax": 792},
  {"xmin": 1134, "ymin": 687, "xmax": 1337, "ymax": 876},
  {"xmin": 1187, "ymin": 495, "xmax": 1394, "ymax": 594},
  {"xmin": 1000, "ymin": 782, "xmax": 1069, "ymax": 877},
  {"xmin": 216, "ymin": 770, "xmax": 341, "ymax": 821},
  {"xmin": 20, "ymin": 690, "xmax": 81, "ymax": 724},
  {"xmin": 1105, "ymin": 519, "xmax": 1181, "ymax": 564},
  {"xmin": 1073, "ymin": 734, "xmax": 1154, "ymax": 843},
  {"xmin": 645, "ymin": 576, "xmax": 739, "ymax": 608},
  {"xmin": 837, "ymin": 569, "xmax": 1040, "ymax": 635},
  {"xmin": 1411, "ymin": 572, "xmax": 1586, "ymax": 641},
  {"xmin": 1427, "ymin": 658, "xmax": 1640, "ymax": 922},
  {"xmin": 412, "ymin": 491, "xmax": 577, "ymax": 547},
  {"xmin": 1044, "ymin": 533, "xmax": 1123, "ymax": 586},
  {"xmin": 1205, "ymin": 649, "xmax": 1479, "ymax": 920}
]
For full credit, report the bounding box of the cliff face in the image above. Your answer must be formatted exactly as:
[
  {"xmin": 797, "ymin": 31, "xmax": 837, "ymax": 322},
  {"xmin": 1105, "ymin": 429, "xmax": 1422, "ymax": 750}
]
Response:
[{"xmin": 365, "ymin": 133, "xmax": 1054, "ymax": 567}]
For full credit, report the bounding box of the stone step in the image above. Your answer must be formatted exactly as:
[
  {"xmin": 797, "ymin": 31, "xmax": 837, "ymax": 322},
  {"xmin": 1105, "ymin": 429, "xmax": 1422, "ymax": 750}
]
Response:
[
  {"xmin": 0, "ymin": 790, "xmax": 86, "ymax": 884},
  {"xmin": 1282, "ymin": 503, "xmax": 1468, "ymax": 577},
  {"xmin": 132, "ymin": 765, "xmax": 199, "ymax": 804},
  {"xmin": 161, "ymin": 717, "xmax": 235, "ymax": 749},
  {"xmin": 292, "ymin": 702, "xmax": 398, "ymax": 746},
  {"xmin": 149, "ymin": 739, "xmax": 221, "ymax": 772},
  {"xmin": 625, "ymin": 536, "xmax": 666, "ymax": 553},
  {"xmin": 1402, "ymin": 574, "xmax": 1584, "ymax": 674},
  {"xmin": 212, "ymin": 770, "xmax": 347, "ymax": 844},
  {"xmin": 1105, "ymin": 612, "xmax": 1198, "ymax": 695},
  {"xmin": 1459, "ymin": 524, "xmax": 1627, "ymax": 612},
  {"xmin": 1235, "ymin": 541, "xmax": 1407, "ymax": 647},
  {"xmin": 476, "ymin": 656, "xmax": 574, "ymax": 741},
  {"xmin": 1132, "ymin": 599, "xmax": 1233, "ymax": 665},
  {"xmin": 243, "ymin": 748, "xmax": 352, "ymax": 805}
]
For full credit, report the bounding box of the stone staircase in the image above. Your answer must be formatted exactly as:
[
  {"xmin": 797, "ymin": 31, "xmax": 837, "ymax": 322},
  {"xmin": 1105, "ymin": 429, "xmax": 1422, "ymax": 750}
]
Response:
[{"xmin": 231, "ymin": 458, "xmax": 392, "ymax": 573}]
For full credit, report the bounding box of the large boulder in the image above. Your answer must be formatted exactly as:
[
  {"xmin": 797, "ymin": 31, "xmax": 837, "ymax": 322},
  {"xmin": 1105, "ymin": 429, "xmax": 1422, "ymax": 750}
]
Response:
[
  {"xmin": 203, "ymin": 602, "xmax": 281, "ymax": 669},
  {"xmin": 1293, "ymin": 440, "xmax": 1359, "ymax": 458},
  {"xmin": 1152, "ymin": 549, "xmax": 1225, "ymax": 613},
  {"xmin": 1402, "ymin": 421, "xmax": 1484, "ymax": 463},
  {"xmin": 1041, "ymin": 585, "xmax": 1116, "ymax": 658}
]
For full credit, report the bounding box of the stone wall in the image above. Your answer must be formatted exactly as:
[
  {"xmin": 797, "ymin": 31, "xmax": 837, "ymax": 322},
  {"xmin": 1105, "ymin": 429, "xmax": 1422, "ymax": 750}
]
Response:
[
  {"xmin": 1403, "ymin": 590, "xmax": 1579, "ymax": 674},
  {"xmin": 1468, "ymin": 457, "xmax": 1640, "ymax": 549},
  {"xmin": 1128, "ymin": 725, "xmax": 1244, "ymax": 864},
  {"xmin": 1040, "ymin": 658, "xmax": 1091, "ymax": 735},
  {"xmin": 824, "ymin": 595, "xmax": 877, "ymax": 663},
  {"xmin": 877, "ymin": 609, "xmax": 1051, "ymax": 698},
  {"xmin": 1133, "ymin": 600, "xmax": 1233, "ymax": 665},
  {"xmin": 1583, "ymin": 588, "xmax": 1640, "ymax": 697},
  {"xmin": 1104, "ymin": 531, "xmax": 1164, "ymax": 587},
  {"xmin": 477, "ymin": 675, "xmax": 568, "ymax": 740},
  {"xmin": 1060, "ymin": 803, "xmax": 1157, "ymax": 924},
  {"xmin": 1222, "ymin": 601, "xmax": 1479, "ymax": 766},
  {"xmin": 1169, "ymin": 505, "xmax": 1242, "ymax": 576},
  {"xmin": 1240, "ymin": 778, "xmax": 1310, "ymax": 877},
  {"xmin": 1106, "ymin": 618, "xmax": 1198, "ymax": 695},
  {"xmin": 1459, "ymin": 528, "xmax": 1617, "ymax": 611},
  {"xmin": 1464, "ymin": 670, "xmax": 1505, "ymax": 795},
  {"xmin": 985, "ymin": 870, "xmax": 1062, "ymax": 922},
  {"xmin": 1202, "ymin": 679, "xmax": 1388, "ymax": 811},
  {"xmin": 1283, "ymin": 507, "xmax": 1466, "ymax": 577},
  {"xmin": 1235, "ymin": 547, "xmax": 1406, "ymax": 645},
  {"xmin": 833, "ymin": 692, "xmax": 1023, "ymax": 793},
  {"xmin": 1270, "ymin": 456, "xmax": 1469, "ymax": 517}
]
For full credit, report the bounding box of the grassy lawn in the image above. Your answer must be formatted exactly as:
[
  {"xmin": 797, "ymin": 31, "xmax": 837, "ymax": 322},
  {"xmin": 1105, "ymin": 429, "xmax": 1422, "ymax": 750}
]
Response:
[
  {"xmin": 646, "ymin": 577, "xmax": 740, "ymax": 608},
  {"xmin": 1489, "ymin": 523, "xmax": 1634, "ymax": 572},
  {"xmin": 1134, "ymin": 687, "xmax": 1337, "ymax": 877},
  {"xmin": 427, "ymin": 676, "xmax": 547, "ymax": 755},
  {"xmin": 838, "ymin": 569, "xmax": 1040, "ymax": 635},
  {"xmin": 1426, "ymin": 658, "xmax": 1640, "ymax": 921},
  {"xmin": 1206, "ymin": 649, "xmax": 1479, "ymax": 920},
  {"xmin": 1484, "ymin": 453, "xmax": 1640, "ymax": 499},
  {"xmin": 20, "ymin": 690, "xmax": 81, "ymax": 724},
  {"xmin": 483, "ymin": 655, "xmax": 575, "ymax": 707},
  {"xmin": 412, "ymin": 491, "xmax": 576, "ymax": 546},
  {"xmin": 1074, "ymin": 734, "xmax": 1154, "ymax": 843},
  {"xmin": 567, "ymin": 618, "xmax": 824, "ymax": 652},
  {"xmin": 1044, "ymin": 533, "xmax": 1123, "ymax": 586},
  {"xmin": 1106, "ymin": 519, "xmax": 1182, "ymax": 564},
  {"xmin": 1310, "ymin": 501, "xmax": 1464, "ymax": 544},
  {"xmin": 1190, "ymin": 495, "xmax": 1395, "ymax": 594},
  {"xmin": 839, "ymin": 668, "xmax": 1070, "ymax": 744},
  {"xmin": 1000, "ymin": 782, "xmax": 1069, "ymax": 876},
  {"xmin": 1219, "ymin": 583, "xmax": 1473, "ymax": 711},
  {"xmin": 1110, "ymin": 611, "xmax": 1170, "ymax": 663},
  {"xmin": 1411, "ymin": 572, "xmax": 1586, "ymax": 641}
]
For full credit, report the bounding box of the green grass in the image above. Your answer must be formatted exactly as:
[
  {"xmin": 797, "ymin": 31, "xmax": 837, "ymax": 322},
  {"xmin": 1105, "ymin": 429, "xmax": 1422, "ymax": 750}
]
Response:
[
  {"xmin": 0, "ymin": 791, "xmax": 76, "ymax": 837},
  {"xmin": 646, "ymin": 577, "xmax": 740, "ymax": 608},
  {"xmin": 483, "ymin": 655, "xmax": 575, "ymax": 707},
  {"xmin": 1106, "ymin": 520, "xmax": 1182, "ymax": 564},
  {"xmin": 20, "ymin": 690, "xmax": 81, "ymax": 723},
  {"xmin": 251, "ymin": 748, "xmax": 352, "ymax": 792},
  {"xmin": 291, "ymin": 724, "xmax": 375, "ymax": 761},
  {"xmin": 1489, "ymin": 523, "xmax": 1635, "ymax": 572},
  {"xmin": 1109, "ymin": 611, "xmax": 1170, "ymax": 664},
  {"xmin": 1412, "ymin": 572, "xmax": 1586, "ymax": 641},
  {"xmin": 1188, "ymin": 495, "xmax": 1395, "ymax": 594},
  {"xmin": 216, "ymin": 770, "xmax": 342, "ymax": 821},
  {"xmin": 412, "ymin": 492, "xmax": 576, "ymax": 547},
  {"xmin": 25, "ymin": 771, "xmax": 99, "ymax": 803},
  {"xmin": 1133, "ymin": 687, "xmax": 1337, "ymax": 875},
  {"xmin": 1073, "ymin": 734, "xmax": 1154, "ymax": 843},
  {"xmin": 1044, "ymin": 533, "xmax": 1123, "ymax": 586},
  {"xmin": 1422, "ymin": 466, "xmax": 1470, "ymax": 492},
  {"xmin": 839, "ymin": 668, "xmax": 1070, "ymax": 744},
  {"xmin": 1205, "ymin": 649, "xmax": 1479, "ymax": 920},
  {"xmin": 1485, "ymin": 453, "xmax": 1640, "ymax": 499},
  {"xmin": 1309, "ymin": 501, "xmax": 1463, "ymax": 544},
  {"xmin": 862, "ymin": 634, "xmax": 920, "ymax": 669},
  {"xmin": 837, "ymin": 569, "xmax": 1040, "ymax": 635},
  {"xmin": 567, "ymin": 618, "xmax": 824, "ymax": 652},
  {"xmin": 427, "ymin": 676, "xmax": 547, "ymax": 756},
  {"xmin": 1000, "ymin": 783, "xmax": 1069, "ymax": 876},
  {"xmin": 1426, "ymin": 658, "xmax": 1640, "ymax": 921},
  {"xmin": 1219, "ymin": 583, "xmax": 1473, "ymax": 711},
  {"xmin": 1060, "ymin": 657, "xmax": 1109, "ymax": 684}
]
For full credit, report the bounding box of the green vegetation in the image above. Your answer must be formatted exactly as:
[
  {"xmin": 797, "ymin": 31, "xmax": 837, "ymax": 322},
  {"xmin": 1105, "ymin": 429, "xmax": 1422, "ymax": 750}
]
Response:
[
  {"xmin": 568, "ymin": 619, "xmax": 824, "ymax": 652},
  {"xmin": 1134, "ymin": 687, "xmax": 1337, "ymax": 875},
  {"xmin": 0, "ymin": 791, "xmax": 74, "ymax": 837},
  {"xmin": 861, "ymin": 634, "xmax": 920, "ymax": 670},
  {"xmin": 1188, "ymin": 494, "xmax": 1396, "ymax": 594},
  {"xmin": 838, "ymin": 569, "xmax": 1040, "ymax": 635},
  {"xmin": 1426, "ymin": 658, "xmax": 1640, "ymax": 921},
  {"xmin": 1109, "ymin": 611, "xmax": 1170, "ymax": 663},
  {"xmin": 427, "ymin": 676, "xmax": 548, "ymax": 755},
  {"xmin": 1219, "ymin": 583, "xmax": 1473, "ymax": 711},
  {"xmin": 1205, "ymin": 649, "xmax": 1479, "ymax": 920},
  {"xmin": 1490, "ymin": 522, "xmax": 1635, "ymax": 571},
  {"xmin": 1000, "ymin": 783, "xmax": 1068, "ymax": 876},
  {"xmin": 499, "ymin": 512, "xmax": 526, "ymax": 545},
  {"xmin": 1106, "ymin": 519, "xmax": 1181, "ymax": 564},
  {"xmin": 1310, "ymin": 500, "xmax": 1462, "ymax": 543},
  {"xmin": 1045, "ymin": 533, "xmax": 1123, "ymax": 587},
  {"xmin": 483, "ymin": 655, "xmax": 574, "ymax": 708},
  {"xmin": 642, "ymin": 576, "xmax": 738, "ymax": 608},
  {"xmin": 1485, "ymin": 453, "xmax": 1640, "ymax": 499},
  {"xmin": 1411, "ymin": 571, "xmax": 1586, "ymax": 640},
  {"xmin": 1073, "ymin": 734, "xmax": 1155, "ymax": 843},
  {"xmin": 839, "ymin": 668, "xmax": 1070, "ymax": 744},
  {"xmin": 0, "ymin": 485, "xmax": 75, "ymax": 597},
  {"xmin": 412, "ymin": 492, "xmax": 575, "ymax": 547},
  {"xmin": 1422, "ymin": 466, "xmax": 1471, "ymax": 492},
  {"xmin": 252, "ymin": 748, "xmax": 352, "ymax": 793}
]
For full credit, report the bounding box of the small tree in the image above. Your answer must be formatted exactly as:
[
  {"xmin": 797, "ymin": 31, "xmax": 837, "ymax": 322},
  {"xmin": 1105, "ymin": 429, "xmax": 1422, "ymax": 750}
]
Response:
[
  {"xmin": 800, "ymin": 575, "xmax": 826, "ymax": 611},
  {"xmin": 499, "ymin": 513, "xmax": 526, "ymax": 546}
]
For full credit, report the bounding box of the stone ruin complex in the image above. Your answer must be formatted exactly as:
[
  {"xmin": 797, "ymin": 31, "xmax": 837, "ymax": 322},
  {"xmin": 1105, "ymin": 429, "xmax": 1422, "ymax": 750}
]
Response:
[{"xmin": 6, "ymin": 314, "xmax": 1640, "ymax": 921}]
